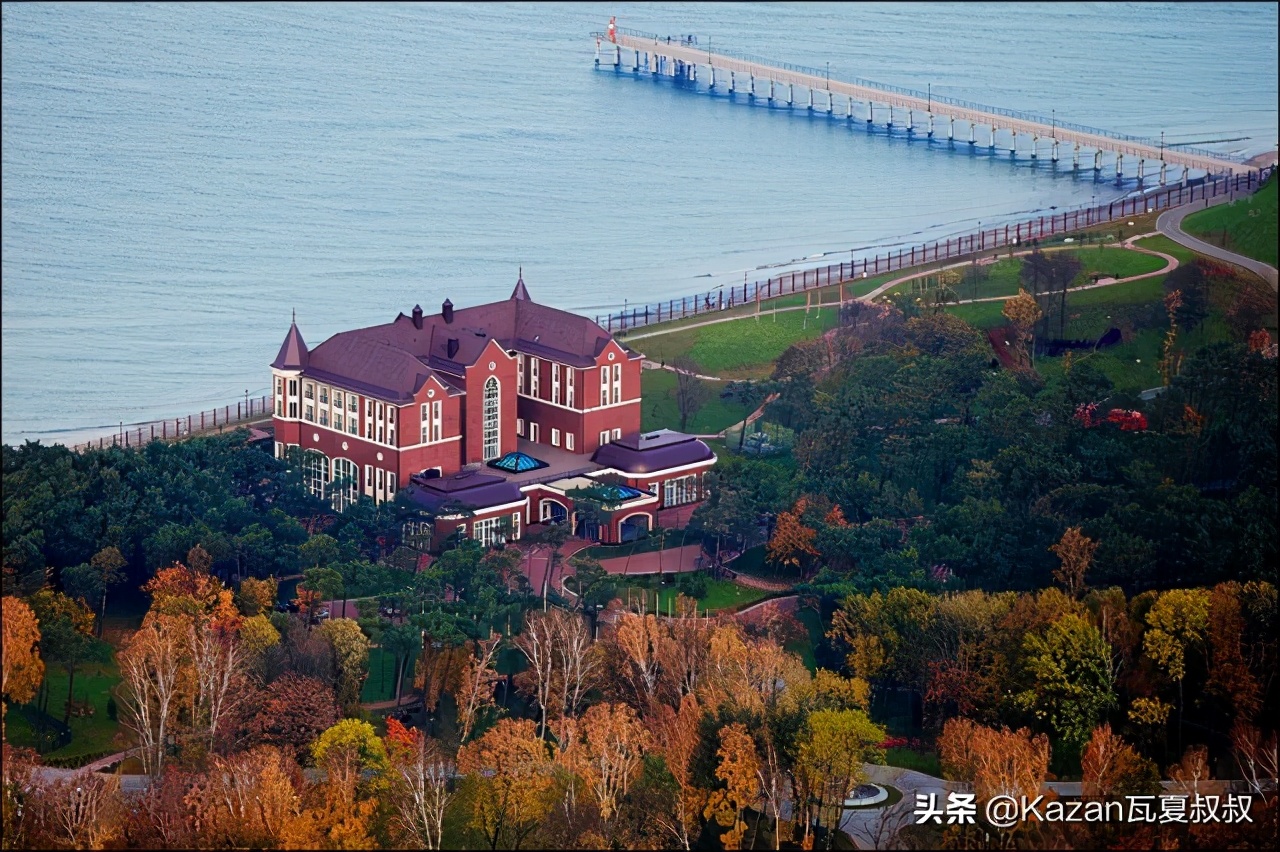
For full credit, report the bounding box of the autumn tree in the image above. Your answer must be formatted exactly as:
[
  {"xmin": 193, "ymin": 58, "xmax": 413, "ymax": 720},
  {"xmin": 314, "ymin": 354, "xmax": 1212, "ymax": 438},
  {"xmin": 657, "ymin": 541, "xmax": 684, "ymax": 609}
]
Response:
[
  {"xmin": 311, "ymin": 718, "xmax": 390, "ymax": 793},
  {"xmin": 1050, "ymin": 526, "xmax": 1097, "ymax": 598},
  {"xmin": 457, "ymin": 718, "xmax": 556, "ymax": 851},
  {"xmin": 455, "ymin": 632, "xmax": 503, "ymax": 744},
  {"xmin": 938, "ymin": 717, "xmax": 1050, "ymax": 803},
  {"xmin": 1231, "ymin": 720, "xmax": 1279, "ymax": 798},
  {"xmin": 414, "ymin": 639, "xmax": 469, "ymax": 716},
  {"xmin": 27, "ymin": 770, "xmax": 123, "ymax": 850},
  {"xmin": 578, "ymin": 702, "xmax": 650, "ymax": 830},
  {"xmin": 60, "ymin": 545, "xmax": 126, "ymax": 638},
  {"xmin": 183, "ymin": 746, "xmax": 306, "ymax": 849},
  {"xmin": 611, "ymin": 611, "xmax": 666, "ymax": 712},
  {"xmin": 704, "ymin": 722, "xmax": 760, "ymax": 851},
  {"xmin": 118, "ymin": 613, "xmax": 185, "ymax": 775},
  {"xmin": 1, "ymin": 596, "xmax": 44, "ymax": 735},
  {"xmin": 647, "ymin": 694, "xmax": 707, "ymax": 850},
  {"xmin": 1143, "ymin": 588, "xmax": 1210, "ymax": 742},
  {"xmin": 236, "ymin": 576, "xmax": 278, "ymax": 617},
  {"xmin": 243, "ymin": 672, "xmax": 339, "ymax": 764},
  {"xmin": 766, "ymin": 497, "xmax": 820, "ymax": 577},
  {"xmin": 516, "ymin": 608, "xmax": 599, "ymax": 739},
  {"xmin": 386, "ymin": 725, "xmax": 457, "ymax": 851},
  {"xmin": 1002, "ymin": 288, "xmax": 1043, "ymax": 366},
  {"xmin": 1080, "ymin": 724, "xmax": 1161, "ymax": 798}
]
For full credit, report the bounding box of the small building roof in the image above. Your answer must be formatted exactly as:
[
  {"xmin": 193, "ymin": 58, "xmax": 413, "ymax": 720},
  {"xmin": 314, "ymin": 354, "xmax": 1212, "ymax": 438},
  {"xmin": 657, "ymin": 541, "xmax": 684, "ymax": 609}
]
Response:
[
  {"xmin": 591, "ymin": 429, "xmax": 716, "ymax": 474},
  {"xmin": 403, "ymin": 470, "xmax": 525, "ymax": 514}
]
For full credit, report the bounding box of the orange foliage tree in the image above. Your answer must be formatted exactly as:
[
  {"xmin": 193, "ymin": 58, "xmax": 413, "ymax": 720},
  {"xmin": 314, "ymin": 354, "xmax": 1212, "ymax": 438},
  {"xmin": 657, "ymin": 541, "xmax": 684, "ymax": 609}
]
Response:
[{"xmin": 938, "ymin": 717, "xmax": 1050, "ymax": 803}]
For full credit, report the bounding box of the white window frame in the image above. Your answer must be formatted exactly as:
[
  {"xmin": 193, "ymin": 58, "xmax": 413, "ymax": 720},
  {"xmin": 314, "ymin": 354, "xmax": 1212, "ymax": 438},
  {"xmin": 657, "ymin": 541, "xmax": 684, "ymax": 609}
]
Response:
[
  {"xmin": 482, "ymin": 376, "xmax": 501, "ymax": 461},
  {"xmin": 516, "ymin": 417, "xmax": 525, "ymax": 437},
  {"xmin": 612, "ymin": 363, "xmax": 622, "ymax": 405},
  {"xmin": 613, "ymin": 428, "xmax": 622, "ymax": 440},
  {"xmin": 551, "ymin": 428, "xmax": 560, "ymax": 447},
  {"xmin": 566, "ymin": 369, "xmax": 575, "ymax": 408},
  {"xmin": 531, "ymin": 358, "xmax": 540, "ymax": 396},
  {"xmin": 565, "ymin": 432, "xmax": 575, "ymax": 452},
  {"xmin": 331, "ymin": 458, "xmax": 359, "ymax": 511},
  {"xmin": 302, "ymin": 451, "xmax": 329, "ymax": 499},
  {"xmin": 600, "ymin": 430, "xmax": 610, "ymax": 446},
  {"xmin": 518, "ymin": 355, "xmax": 526, "ymax": 394},
  {"xmin": 552, "ymin": 364, "xmax": 561, "ymax": 405},
  {"xmin": 529, "ymin": 422, "xmax": 540, "ymax": 443},
  {"xmin": 600, "ymin": 367, "xmax": 609, "ymax": 406}
]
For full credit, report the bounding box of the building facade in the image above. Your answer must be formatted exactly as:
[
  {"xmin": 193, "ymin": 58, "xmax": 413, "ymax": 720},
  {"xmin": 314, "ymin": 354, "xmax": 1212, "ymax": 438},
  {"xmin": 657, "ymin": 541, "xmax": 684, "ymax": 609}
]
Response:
[{"xmin": 270, "ymin": 275, "xmax": 715, "ymax": 546}]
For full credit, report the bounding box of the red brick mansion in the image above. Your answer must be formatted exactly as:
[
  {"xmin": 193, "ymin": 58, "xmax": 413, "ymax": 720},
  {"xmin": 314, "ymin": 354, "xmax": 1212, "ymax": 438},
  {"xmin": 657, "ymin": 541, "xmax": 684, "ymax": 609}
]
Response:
[{"xmin": 270, "ymin": 275, "xmax": 716, "ymax": 547}]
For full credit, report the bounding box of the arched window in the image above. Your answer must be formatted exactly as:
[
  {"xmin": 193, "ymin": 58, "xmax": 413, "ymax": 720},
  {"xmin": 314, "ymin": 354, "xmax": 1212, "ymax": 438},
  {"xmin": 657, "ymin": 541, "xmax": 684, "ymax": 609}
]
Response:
[
  {"xmin": 331, "ymin": 458, "xmax": 359, "ymax": 511},
  {"xmin": 482, "ymin": 376, "xmax": 500, "ymax": 461},
  {"xmin": 302, "ymin": 450, "xmax": 329, "ymax": 499}
]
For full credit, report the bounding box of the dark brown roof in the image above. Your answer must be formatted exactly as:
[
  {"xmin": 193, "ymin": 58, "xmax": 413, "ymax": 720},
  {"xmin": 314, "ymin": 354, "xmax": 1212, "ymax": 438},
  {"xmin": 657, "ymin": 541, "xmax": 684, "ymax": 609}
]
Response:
[
  {"xmin": 281, "ymin": 278, "xmax": 623, "ymax": 399},
  {"xmin": 404, "ymin": 471, "xmax": 524, "ymax": 514},
  {"xmin": 511, "ymin": 270, "xmax": 530, "ymax": 301},
  {"xmin": 591, "ymin": 430, "xmax": 716, "ymax": 474},
  {"xmin": 271, "ymin": 322, "xmax": 308, "ymax": 370}
]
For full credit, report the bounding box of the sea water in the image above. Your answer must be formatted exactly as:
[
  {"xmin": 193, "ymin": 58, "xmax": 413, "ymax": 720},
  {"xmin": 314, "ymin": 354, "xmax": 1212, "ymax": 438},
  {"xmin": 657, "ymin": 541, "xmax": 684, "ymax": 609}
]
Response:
[{"xmin": 2, "ymin": 2, "xmax": 1276, "ymax": 445}]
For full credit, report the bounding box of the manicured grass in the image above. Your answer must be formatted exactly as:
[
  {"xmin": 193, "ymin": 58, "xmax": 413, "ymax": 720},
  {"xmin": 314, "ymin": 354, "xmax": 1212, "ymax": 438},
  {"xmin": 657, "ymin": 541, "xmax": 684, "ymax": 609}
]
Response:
[
  {"xmin": 9, "ymin": 644, "xmax": 125, "ymax": 765},
  {"xmin": 640, "ymin": 369, "xmax": 750, "ymax": 435},
  {"xmin": 634, "ymin": 302, "xmax": 842, "ymax": 378},
  {"xmin": 1134, "ymin": 234, "xmax": 1198, "ymax": 265},
  {"xmin": 1181, "ymin": 175, "xmax": 1278, "ymax": 267},
  {"xmin": 945, "ymin": 300, "xmax": 1007, "ymax": 329},
  {"xmin": 618, "ymin": 576, "xmax": 768, "ymax": 614},
  {"xmin": 579, "ymin": 527, "xmax": 703, "ymax": 562}
]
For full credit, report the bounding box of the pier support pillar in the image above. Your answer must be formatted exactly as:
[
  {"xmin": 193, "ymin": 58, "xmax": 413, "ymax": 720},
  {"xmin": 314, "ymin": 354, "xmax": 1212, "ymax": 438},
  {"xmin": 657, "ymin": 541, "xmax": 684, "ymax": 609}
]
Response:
[
  {"xmin": 632, "ymin": 50, "xmax": 639, "ymax": 72},
  {"xmin": 949, "ymin": 116, "xmax": 956, "ymax": 141},
  {"xmin": 1009, "ymin": 129, "xmax": 1017, "ymax": 155},
  {"xmin": 928, "ymin": 112, "xmax": 934, "ymax": 137},
  {"xmin": 969, "ymin": 122, "xmax": 975, "ymax": 145},
  {"xmin": 1094, "ymin": 150, "xmax": 1102, "ymax": 172},
  {"xmin": 787, "ymin": 83, "xmax": 793, "ymax": 106},
  {"xmin": 1115, "ymin": 153, "xmax": 1124, "ymax": 183},
  {"xmin": 709, "ymin": 66, "xmax": 715, "ymax": 89},
  {"xmin": 729, "ymin": 71, "xmax": 734, "ymax": 93},
  {"xmin": 691, "ymin": 64, "xmax": 696, "ymax": 81},
  {"xmin": 907, "ymin": 109, "xmax": 914, "ymax": 133},
  {"xmin": 827, "ymin": 90, "xmax": 833, "ymax": 114},
  {"xmin": 595, "ymin": 39, "xmax": 601, "ymax": 66},
  {"xmin": 847, "ymin": 96, "xmax": 853, "ymax": 119},
  {"xmin": 1159, "ymin": 161, "xmax": 1166, "ymax": 185},
  {"xmin": 1137, "ymin": 158, "xmax": 1144, "ymax": 184},
  {"xmin": 1073, "ymin": 143, "xmax": 1080, "ymax": 169},
  {"xmin": 1031, "ymin": 135, "xmax": 1038, "ymax": 159},
  {"xmin": 867, "ymin": 102, "xmax": 873, "ymax": 126},
  {"xmin": 807, "ymin": 88, "xmax": 814, "ymax": 110},
  {"xmin": 887, "ymin": 104, "xmax": 893, "ymax": 127},
  {"xmin": 989, "ymin": 125, "xmax": 997, "ymax": 149},
  {"xmin": 749, "ymin": 74, "xmax": 754, "ymax": 98}
]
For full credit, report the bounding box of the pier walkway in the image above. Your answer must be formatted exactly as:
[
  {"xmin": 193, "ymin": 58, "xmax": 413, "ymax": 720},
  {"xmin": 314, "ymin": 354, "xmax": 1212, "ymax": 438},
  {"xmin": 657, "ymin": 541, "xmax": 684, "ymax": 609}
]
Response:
[{"xmin": 598, "ymin": 26, "xmax": 1249, "ymax": 179}]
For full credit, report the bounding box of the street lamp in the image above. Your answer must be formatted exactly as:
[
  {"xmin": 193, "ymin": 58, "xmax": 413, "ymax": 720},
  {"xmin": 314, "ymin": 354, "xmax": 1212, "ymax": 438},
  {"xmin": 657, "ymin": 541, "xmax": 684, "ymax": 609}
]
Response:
[
  {"xmin": 927, "ymin": 83, "xmax": 931, "ymax": 112},
  {"xmin": 826, "ymin": 61, "xmax": 830, "ymax": 87},
  {"xmin": 1051, "ymin": 108, "xmax": 1055, "ymax": 139}
]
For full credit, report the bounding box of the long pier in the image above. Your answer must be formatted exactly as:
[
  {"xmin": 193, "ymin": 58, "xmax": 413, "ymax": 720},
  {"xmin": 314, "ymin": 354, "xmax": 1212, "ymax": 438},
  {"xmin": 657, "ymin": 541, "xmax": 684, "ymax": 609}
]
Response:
[{"xmin": 595, "ymin": 26, "xmax": 1252, "ymax": 181}]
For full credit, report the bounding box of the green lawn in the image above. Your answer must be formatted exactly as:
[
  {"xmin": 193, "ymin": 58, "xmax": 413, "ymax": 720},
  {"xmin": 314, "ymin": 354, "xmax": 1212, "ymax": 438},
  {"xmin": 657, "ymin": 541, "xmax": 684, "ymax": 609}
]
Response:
[
  {"xmin": 1134, "ymin": 234, "xmax": 1199, "ymax": 265},
  {"xmin": 9, "ymin": 642, "xmax": 125, "ymax": 766},
  {"xmin": 618, "ymin": 576, "xmax": 768, "ymax": 615},
  {"xmin": 641, "ymin": 369, "xmax": 750, "ymax": 435},
  {"xmin": 580, "ymin": 527, "xmax": 703, "ymax": 562},
  {"xmin": 1181, "ymin": 175, "xmax": 1278, "ymax": 267},
  {"xmin": 633, "ymin": 302, "xmax": 842, "ymax": 378}
]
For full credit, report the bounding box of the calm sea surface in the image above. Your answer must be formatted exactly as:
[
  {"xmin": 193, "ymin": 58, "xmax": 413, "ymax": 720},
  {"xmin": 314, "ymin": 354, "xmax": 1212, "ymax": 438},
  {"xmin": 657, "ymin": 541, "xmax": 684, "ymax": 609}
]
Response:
[{"xmin": 3, "ymin": 2, "xmax": 1276, "ymax": 445}]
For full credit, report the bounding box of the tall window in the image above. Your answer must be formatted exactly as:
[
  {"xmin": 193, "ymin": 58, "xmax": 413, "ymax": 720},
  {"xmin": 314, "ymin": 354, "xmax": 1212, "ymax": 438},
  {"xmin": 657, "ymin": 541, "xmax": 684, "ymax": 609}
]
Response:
[
  {"xmin": 482, "ymin": 377, "xmax": 500, "ymax": 461},
  {"xmin": 331, "ymin": 458, "xmax": 359, "ymax": 511},
  {"xmin": 664, "ymin": 474, "xmax": 701, "ymax": 507},
  {"xmin": 566, "ymin": 369, "xmax": 575, "ymax": 408},
  {"xmin": 552, "ymin": 364, "xmax": 561, "ymax": 405},
  {"xmin": 531, "ymin": 359, "xmax": 540, "ymax": 396},
  {"xmin": 612, "ymin": 363, "xmax": 623, "ymax": 405},
  {"xmin": 472, "ymin": 516, "xmax": 512, "ymax": 548},
  {"xmin": 600, "ymin": 368, "xmax": 609, "ymax": 406},
  {"xmin": 518, "ymin": 356, "xmax": 526, "ymax": 394},
  {"xmin": 302, "ymin": 451, "xmax": 329, "ymax": 499},
  {"xmin": 421, "ymin": 400, "xmax": 442, "ymax": 443}
]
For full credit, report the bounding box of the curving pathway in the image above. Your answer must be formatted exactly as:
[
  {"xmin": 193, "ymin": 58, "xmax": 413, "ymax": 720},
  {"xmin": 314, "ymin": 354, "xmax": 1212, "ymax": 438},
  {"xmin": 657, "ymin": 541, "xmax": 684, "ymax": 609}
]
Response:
[{"xmin": 1157, "ymin": 196, "xmax": 1278, "ymax": 291}]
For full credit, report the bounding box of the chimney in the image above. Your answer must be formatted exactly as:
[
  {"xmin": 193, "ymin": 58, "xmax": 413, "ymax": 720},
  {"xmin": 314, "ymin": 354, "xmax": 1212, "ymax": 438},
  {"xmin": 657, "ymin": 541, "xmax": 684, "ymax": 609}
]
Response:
[
  {"xmin": 442, "ymin": 299, "xmax": 454, "ymax": 324},
  {"xmin": 447, "ymin": 338, "xmax": 459, "ymax": 359},
  {"xmin": 411, "ymin": 304, "xmax": 423, "ymax": 329}
]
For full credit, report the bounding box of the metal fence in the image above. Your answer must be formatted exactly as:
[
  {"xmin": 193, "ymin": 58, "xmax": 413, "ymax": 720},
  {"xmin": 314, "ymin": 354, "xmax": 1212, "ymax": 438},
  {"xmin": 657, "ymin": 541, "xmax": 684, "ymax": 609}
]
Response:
[
  {"xmin": 68, "ymin": 394, "xmax": 272, "ymax": 453},
  {"xmin": 597, "ymin": 168, "xmax": 1271, "ymax": 334}
]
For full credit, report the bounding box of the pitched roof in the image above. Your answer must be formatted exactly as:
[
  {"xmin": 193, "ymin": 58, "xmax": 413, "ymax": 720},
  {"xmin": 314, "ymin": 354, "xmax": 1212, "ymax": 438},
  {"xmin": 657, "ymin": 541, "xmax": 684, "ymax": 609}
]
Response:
[
  {"xmin": 281, "ymin": 278, "xmax": 624, "ymax": 398},
  {"xmin": 403, "ymin": 471, "xmax": 525, "ymax": 514},
  {"xmin": 271, "ymin": 322, "xmax": 309, "ymax": 370}
]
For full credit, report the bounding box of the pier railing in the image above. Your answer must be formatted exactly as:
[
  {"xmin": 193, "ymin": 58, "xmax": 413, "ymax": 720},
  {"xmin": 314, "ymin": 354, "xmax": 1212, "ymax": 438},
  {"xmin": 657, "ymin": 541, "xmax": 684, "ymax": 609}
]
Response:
[
  {"xmin": 597, "ymin": 168, "xmax": 1271, "ymax": 335},
  {"xmin": 600, "ymin": 26, "xmax": 1245, "ymax": 164},
  {"xmin": 66, "ymin": 394, "xmax": 272, "ymax": 453}
]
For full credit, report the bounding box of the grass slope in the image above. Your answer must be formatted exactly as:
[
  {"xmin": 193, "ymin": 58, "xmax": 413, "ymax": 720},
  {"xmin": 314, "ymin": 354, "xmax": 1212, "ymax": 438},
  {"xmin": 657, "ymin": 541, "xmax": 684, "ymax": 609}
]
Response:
[{"xmin": 1181, "ymin": 176, "xmax": 1278, "ymax": 267}]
